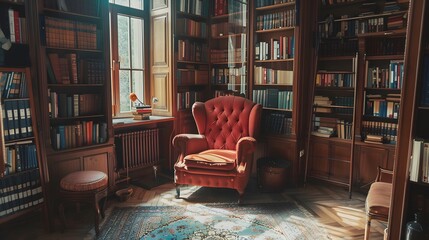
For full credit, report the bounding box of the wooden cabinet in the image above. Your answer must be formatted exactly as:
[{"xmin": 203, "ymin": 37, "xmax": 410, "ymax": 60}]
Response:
[
  {"xmin": 353, "ymin": 143, "xmax": 395, "ymax": 192},
  {"xmin": 47, "ymin": 146, "xmax": 115, "ymax": 190},
  {"xmin": 308, "ymin": 137, "xmax": 351, "ymax": 186}
]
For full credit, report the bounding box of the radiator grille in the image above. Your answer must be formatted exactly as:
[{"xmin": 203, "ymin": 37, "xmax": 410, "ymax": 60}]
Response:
[{"xmin": 115, "ymin": 129, "xmax": 159, "ymax": 169}]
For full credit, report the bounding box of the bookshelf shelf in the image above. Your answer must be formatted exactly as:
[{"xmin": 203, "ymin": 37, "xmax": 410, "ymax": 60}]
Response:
[
  {"xmin": 48, "ymin": 142, "xmax": 113, "ymax": 154},
  {"xmin": 254, "ymin": 84, "xmax": 293, "ymax": 87},
  {"xmin": 255, "ymin": 27, "xmax": 295, "ymax": 34},
  {"xmin": 211, "ymin": 61, "xmax": 247, "ymax": 65},
  {"xmin": 315, "ymin": 87, "xmax": 354, "ymax": 92},
  {"xmin": 211, "ymin": 12, "xmax": 244, "ymax": 21},
  {"xmin": 365, "ymin": 87, "xmax": 401, "ymax": 93},
  {"xmin": 357, "ymin": 28, "xmax": 407, "ymax": 38},
  {"xmin": 255, "ymin": 2, "xmax": 296, "ymax": 12},
  {"xmin": 47, "ymin": 84, "xmax": 104, "ymax": 88},
  {"xmin": 319, "ymin": 56, "xmax": 356, "ymax": 61},
  {"xmin": 365, "ymin": 55, "xmax": 404, "ymax": 60},
  {"xmin": 319, "ymin": 10, "xmax": 408, "ymax": 24},
  {"xmin": 45, "ymin": 47, "xmax": 103, "ymax": 53},
  {"xmin": 211, "ymin": 33, "xmax": 245, "ymax": 39},
  {"xmin": 4, "ymin": 136, "xmax": 36, "ymax": 145},
  {"xmin": 317, "ymin": 70, "xmax": 354, "ymax": 74},
  {"xmin": 310, "ymin": 135, "xmax": 353, "ymax": 144},
  {"xmin": 176, "ymin": 35, "xmax": 207, "ymax": 41},
  {"xmin": 320, "ymin": 0, "xmax": 367, "ymax": 9},
  {"xmin": 177, "ymin": 60, "xmax": 209, "ymax": 65},
  {"xmin": 43, "ymin": 8, "xmax": 100, "ymax": 21},
  {"xmin": 314, "ymin": 104, "xmax": 354, "ymax": 109},
  {"xmin": 417, "ymin": 106, "xmax": 429, "ymax": 110},
  {"xmin": 254, "ymin": 59, "xmax": 294, "ymax": 63},
  {"xmin": 363, "ymin": 115, "xmax": 399, "ymax": 122},
  {"xmin": 262, "ymin": 107, "xmax": 292, "ymax": 112}
]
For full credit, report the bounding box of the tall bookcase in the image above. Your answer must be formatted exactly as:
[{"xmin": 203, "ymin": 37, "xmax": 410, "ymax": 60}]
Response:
[
  {"xmin": 307, "ymin": 0, "xmax": 409, "ymax": 193},
  {"xmin": 0, "ymin": 0, "xmax": 48, "ymax": 227},
  {"xmin": 173, "ymin": 0, "xmax": 210, "ymax": 134},
  {"xmin": 406, "ymin": 0, "xmax": 429, "ymax": 237},
  {"xmin": 249, "ymin": 0, "xmax": 302, "ymax": 185},
  {"xmin": 210, "ymin": 0, "xmax": 248, "ymax": 98},
  {"xmin": 32, "ymin": 0, "xmax": 115, "ymax": 194}
]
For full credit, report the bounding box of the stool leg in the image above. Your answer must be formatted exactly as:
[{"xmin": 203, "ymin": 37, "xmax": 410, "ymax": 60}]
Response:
[
  {"xmin": 364, "ymin": 216, "xmax": 371, "ymax": 240},
  {"xmin": 175, "ymin": 184, "xmax": 180, "ymax": 199},
  {"xmin": 58, "ymin": 202, "xmax": 66, "ymax": 233},
  {"xmin": 94, "ymin": 197, "xmax": 101, "ymax": 235}
]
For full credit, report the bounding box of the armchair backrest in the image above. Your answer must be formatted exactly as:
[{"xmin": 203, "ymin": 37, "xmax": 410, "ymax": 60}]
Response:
[{"xmin": 192, "ymin": 96, "xmax": 262, "ymax": 150}]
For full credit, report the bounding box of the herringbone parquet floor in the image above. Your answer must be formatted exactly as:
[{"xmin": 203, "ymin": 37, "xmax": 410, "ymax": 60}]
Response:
[{"xmin": 1, "ymin": 179, "xmax": 385, "ymax": 240}]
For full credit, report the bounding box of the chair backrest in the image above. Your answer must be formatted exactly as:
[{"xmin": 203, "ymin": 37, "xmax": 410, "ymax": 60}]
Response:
[{"xmin": 192, "ymin": 96, "xmax": 262, "ymax": 150}]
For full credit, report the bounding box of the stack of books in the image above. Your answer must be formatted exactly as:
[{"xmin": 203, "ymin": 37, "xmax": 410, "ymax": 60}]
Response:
[
  {"xmin": 311, "ymin": 126, "xmax": 335, "ymax": 138},
  {"xmin": 132, "ymin": 106, "xmax": 152, "ymax": 120},
  {"xmin": 364, "ymin": 134, "xmax": 384, "ymax": 144}
]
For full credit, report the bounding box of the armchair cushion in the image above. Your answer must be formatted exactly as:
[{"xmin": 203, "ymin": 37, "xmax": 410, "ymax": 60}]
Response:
[{"xmin": 183, "ymin": 149, "xmax": 236, "ymax": 171}]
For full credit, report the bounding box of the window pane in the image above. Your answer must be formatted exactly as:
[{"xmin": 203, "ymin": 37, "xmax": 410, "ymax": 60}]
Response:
[
  {"xmin": 114, "ymin": 0, "xmax": 129, "ymax": 7},
  {"xmin": 118, "ymin": 15, "xmax": 130, "ymax": 68},
  {"xmin": 119, "ymin": 70, "xmax": 131, "ymax": 112},
  {"xmin": 130, "ymin": 0, "xmax": 143, "ymax": 10},
  {"xmin": 132, "ymin": 70, "xmax": 144, "ymax": 105},
  {"xmin": 131, "ymin": 18, "xmax": 144, "ymax": 69}
]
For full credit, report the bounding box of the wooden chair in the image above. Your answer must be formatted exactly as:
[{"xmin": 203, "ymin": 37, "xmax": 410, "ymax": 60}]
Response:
[
  {"xmin": 58, "ymin": 170, "xmax": 108, "ymax": 235},
  {"xmin": 364, "ymin": 166, "xmax": 393, "ymax": 240}
]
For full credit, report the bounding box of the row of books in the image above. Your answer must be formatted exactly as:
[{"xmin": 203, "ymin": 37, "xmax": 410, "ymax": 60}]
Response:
[
  {"xmin": 319, "ymin": 39, "xmax": 357, "ymax": 57},
  {"xmin": 211, "ymin": 23, "xmax": 246, "ymax": 38},
  {"xmin": 177, "ymin": 91, "xmax": 203, "ymax": 110},
  {"xmin": 177, "ymin": 0, "xmax": 209, "ymax": 17},
  {"xmin": 214, "ymin": 90, "xmax": 245, "ymax": 98},
  {"xmin": 316, "ymin": 72, "xmax": 355, "ymax": 88},
  {"xmin": 321, "ymin": 0, "xmax": 357, "ymax": 6},
  {"xmin": 7, "ymin": 8, "xmax": 27, "ymax": 44},
  {"xmin": 312, "ymin": 117, "xmax": 352, "ymax": 139},
  {"xmin": 0, "ymin": 169, "xmax": 43, "ymax": 217},
  {"xmin": 176, "ymin": 18, "xmax": 207, "ymax": 38},
  {"xmin": 365, "ymin": 94, "xmax": 401, "ymax": 119},
  {"xmin": 1, "ymin": 99, "xmax": 32, "ymax": 141},
  {"xmin": 48, "ymin": 92, "xmax": 101, "ymax": 118},
  {"xmin": 256, "ymin": 0, "xmax": 295, "ymax": 8},
  {"xmin": 366, "ymin": 37, "xmax": 405, "ymax": 56},
  {"xmin": 366, "ymin": 61, "xmax": 404, "ymax": 89},
  {"xmin": 177, "ymin": 68, "xmax": 209, "ymax": 86},
  {"xmin": 419, "ymin": 55, "xmax": 429, "ymax": 106},
  {"xmin": 256, "ymin": 10, "xmax": 296, "ymax": 31},
  {"xmin": 361, "ymin": 120, "xmax": 398, "ymax": 144},
  {"xmin": 262, "ymin": 113, "xmax": 292, "ymax": 136},
  {"xmin": 177, "ymin": 40, "xmax": 208, "ymax": 62},
  {"xmin": 42, "ymin": 16, "xmax": 99, "ymax": 50},
  {"xmin": 211, "ymin": 66, "xmax": 246, "ymax": 85},
  {"xmin": 210, "ymin": 48, "xmax": 245, "ymax": 63},
  {"xmin": 50, "ymin": 121, "xmax": 108, "ymax": 150},
  {"xmin": 314, "ymin": 96, "xmax": 354, "ymax": 114},
  {"xmin": 254, "ymin": 66, "xmax": 293, "ymax": 85},
  {"xmin": 255, "ymin": 36, "xmax": 295, "ymax": 60},
  {"xmin": 410, "ymin": 139, "xmax": 429, "ymax": 183},
  {"xmin": 4, "ymin": 142, "xmax": 37, "ymax": 175},
  {"xmin": 213, "ymin": 0, "xmax": 243, "ymax": 16},
  {"xmin": 0, "ymin": 71, "xmax": 27, "ymax": 99},
  {"xmin": 253, "ymin": 89, "xmax": 293, "ymax": 110},
  {"xmin": 47, "ymin": 53, "xmax": 105, "ymax": 84}
]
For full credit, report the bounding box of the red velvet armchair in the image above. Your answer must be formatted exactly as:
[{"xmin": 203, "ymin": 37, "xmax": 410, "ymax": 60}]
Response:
[{"xmin": 172, "ymin": 96, "xmax": 262, "ymax": 202}]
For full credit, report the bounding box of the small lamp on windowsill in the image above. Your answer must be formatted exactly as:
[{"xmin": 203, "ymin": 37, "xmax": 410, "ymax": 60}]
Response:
[{"xmin": 129, "ymin": 93, "xmax": 151, "ymax": 120}]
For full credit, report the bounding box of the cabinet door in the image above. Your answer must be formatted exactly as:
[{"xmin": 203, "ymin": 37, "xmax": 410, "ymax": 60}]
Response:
[
  {"xmin": 330, "ymin": 142, "xmax": 351, "ymax": 182},
  {"xmin": 354, "ymin": 145, "xmax": 391, "ymax": 191},
  {"xmin": 83, "ymin": 153, "xmax": 108, "ymax": 174},
  {"xmin": 309, "ymin": 139, "xmax": 329, "ymax": 178},
  {"xmin": 49, "ymin": 156, "xmax": 82, "ymax": 188}
]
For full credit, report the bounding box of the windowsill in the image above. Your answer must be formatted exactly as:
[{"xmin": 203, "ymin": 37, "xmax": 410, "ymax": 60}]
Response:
[{"xmin": 112, "ymin": 116, "xmax": 175, "ymax": 130}]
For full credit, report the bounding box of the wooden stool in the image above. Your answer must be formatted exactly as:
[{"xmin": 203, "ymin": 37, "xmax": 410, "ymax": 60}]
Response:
[{"xmin": 58, "ymin": 170, "xmax": 108, "ymax": 235}]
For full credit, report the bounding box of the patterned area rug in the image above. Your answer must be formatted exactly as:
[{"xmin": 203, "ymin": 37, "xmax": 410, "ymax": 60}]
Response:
[{"xmin": 98, "ymin": 202, "xmax": 330, "ymax": 240}]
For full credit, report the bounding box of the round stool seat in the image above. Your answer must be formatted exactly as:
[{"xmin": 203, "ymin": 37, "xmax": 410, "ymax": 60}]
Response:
[{"xmin": 60, "ymin": 170, "xmax": 108, "ymax": 192}]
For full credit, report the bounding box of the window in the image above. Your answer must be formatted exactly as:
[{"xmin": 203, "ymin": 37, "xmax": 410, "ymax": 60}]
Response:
[{"xmin": 110, "ymin": 0, "xmax": 149, "ymax": 116}]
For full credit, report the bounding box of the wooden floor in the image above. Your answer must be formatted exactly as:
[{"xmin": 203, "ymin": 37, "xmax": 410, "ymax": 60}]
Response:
[{"xmin": 1, "ymin": 179, "xmax": 386, "ymax": 240}]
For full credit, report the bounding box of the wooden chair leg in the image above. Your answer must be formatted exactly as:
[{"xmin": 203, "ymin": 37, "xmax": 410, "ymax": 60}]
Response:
[
  {"xmin": 94, "ymin": 197, "xmax": 101, "ymax": 235},
  {"xmin": 58, "ymin": 202, "xmax": 66, "ymax": 233},
  {"xmin": 364, "ymin": 216, "xmax": 371, "ymax": 240},
  {"xmin": 238, "ymin": 191, "xmax": 244, "ymax": 205},
  {"xmin": 175, "ymin": 185, "xmax": 180, "ymax": 199}
]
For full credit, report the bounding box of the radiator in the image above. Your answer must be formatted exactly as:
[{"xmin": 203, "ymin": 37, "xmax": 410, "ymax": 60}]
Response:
[{"xmin": 115, "ymin": 129, "xmax": 159, "ymax": 170}]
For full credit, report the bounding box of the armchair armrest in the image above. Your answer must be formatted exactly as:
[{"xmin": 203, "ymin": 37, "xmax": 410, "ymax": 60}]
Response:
[
  {"xmin": 236, "ymin": 137, "xmax": 256, "ymax": 165},
  {"xmin": 172, "ymin": 134, "xmax": 209, "ymax": 158}
]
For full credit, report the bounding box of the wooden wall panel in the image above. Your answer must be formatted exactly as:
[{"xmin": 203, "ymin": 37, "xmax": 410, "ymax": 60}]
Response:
[
  {"xmin": 83, "ymin": 153, "xmax": 109, "ymax": 174},
  {"xmin": 152, "ymin": 0, "xmax": 168, "ymax": 10},
  {"xmin": 152, "ymin": 15, "xmax": 168, "ymax": 66},
  {"xmin": 152, "ymin": 73, "xmax": 171, "ymax": 113}
]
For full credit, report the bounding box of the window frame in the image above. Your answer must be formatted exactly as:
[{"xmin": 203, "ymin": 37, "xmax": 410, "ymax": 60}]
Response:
[{"xmin": 110, "ymin": 2, "xmax": 150, "ymax": 117}]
